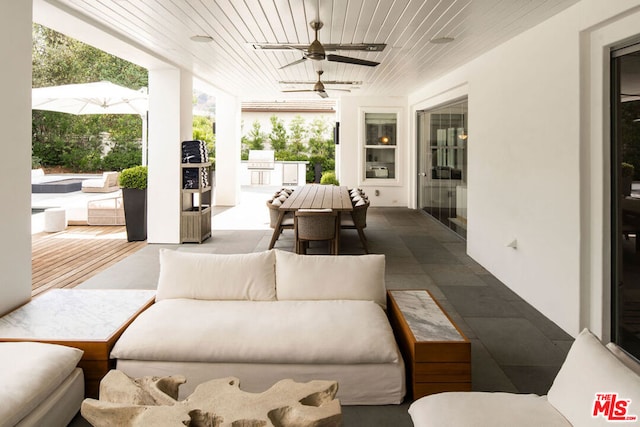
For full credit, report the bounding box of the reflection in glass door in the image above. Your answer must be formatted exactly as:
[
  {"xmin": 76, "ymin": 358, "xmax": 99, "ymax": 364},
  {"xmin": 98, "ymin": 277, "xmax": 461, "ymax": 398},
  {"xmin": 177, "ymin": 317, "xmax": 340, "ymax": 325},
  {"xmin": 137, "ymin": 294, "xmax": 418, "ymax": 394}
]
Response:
[
  {"xmin": 417, "ymin": 100, "xmax": 468, "ymax": 238},
  {"xmin": 611, "ymin": 44, "xmax": 640, "ymax": 359}
]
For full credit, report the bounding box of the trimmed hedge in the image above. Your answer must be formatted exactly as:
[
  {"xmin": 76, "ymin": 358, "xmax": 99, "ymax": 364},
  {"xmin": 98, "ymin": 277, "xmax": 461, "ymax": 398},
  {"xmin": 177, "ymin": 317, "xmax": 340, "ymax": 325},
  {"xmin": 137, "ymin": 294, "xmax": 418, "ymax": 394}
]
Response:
[{"xmin": 119, "ymin": 165, "xmax": 148, "ymax": 189}]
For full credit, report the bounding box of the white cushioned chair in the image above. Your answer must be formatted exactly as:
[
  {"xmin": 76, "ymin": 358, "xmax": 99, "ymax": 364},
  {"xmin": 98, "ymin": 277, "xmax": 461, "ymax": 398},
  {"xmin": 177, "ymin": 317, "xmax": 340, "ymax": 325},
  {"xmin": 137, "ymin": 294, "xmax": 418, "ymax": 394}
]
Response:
[
  {"xmin": 409, "ymin": 328, "xmax": 640, "ymax": 427},
  {"xmin": 0, "ymin": 342, "xmax": 84, "ymax": 427}
]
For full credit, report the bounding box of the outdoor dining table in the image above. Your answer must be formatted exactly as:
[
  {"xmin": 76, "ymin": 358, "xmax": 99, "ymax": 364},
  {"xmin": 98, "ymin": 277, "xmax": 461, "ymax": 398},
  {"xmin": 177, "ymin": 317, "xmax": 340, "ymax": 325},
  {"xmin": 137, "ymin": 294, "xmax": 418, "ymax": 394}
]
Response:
[{"xmin": 268, "ymin": 184, "xmax": 353, "ymax": 254}]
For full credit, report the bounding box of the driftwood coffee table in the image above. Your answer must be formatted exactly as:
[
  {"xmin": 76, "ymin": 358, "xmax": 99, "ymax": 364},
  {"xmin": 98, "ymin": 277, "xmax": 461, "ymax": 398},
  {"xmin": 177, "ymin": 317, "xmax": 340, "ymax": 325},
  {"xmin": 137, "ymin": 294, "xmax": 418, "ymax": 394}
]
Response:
[{"xmin": 82, "ymin": 370, "xmax": 342, "ymax": 427}]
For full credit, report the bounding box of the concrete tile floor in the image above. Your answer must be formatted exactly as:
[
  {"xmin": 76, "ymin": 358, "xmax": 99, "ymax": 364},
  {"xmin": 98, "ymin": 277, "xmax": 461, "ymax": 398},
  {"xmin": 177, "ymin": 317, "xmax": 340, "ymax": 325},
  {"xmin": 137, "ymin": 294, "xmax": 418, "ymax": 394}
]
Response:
[{"xmin": 74, "ymin": 186, "xmax": 574, "ymax": 426}]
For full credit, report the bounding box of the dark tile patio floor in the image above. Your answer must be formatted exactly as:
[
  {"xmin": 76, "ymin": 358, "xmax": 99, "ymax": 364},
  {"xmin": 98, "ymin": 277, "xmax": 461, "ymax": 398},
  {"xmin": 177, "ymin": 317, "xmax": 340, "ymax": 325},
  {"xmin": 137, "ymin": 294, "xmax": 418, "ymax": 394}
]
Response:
[{"xmin": 74, "ymin": 187, "xmax": 574, "ymax": 426}]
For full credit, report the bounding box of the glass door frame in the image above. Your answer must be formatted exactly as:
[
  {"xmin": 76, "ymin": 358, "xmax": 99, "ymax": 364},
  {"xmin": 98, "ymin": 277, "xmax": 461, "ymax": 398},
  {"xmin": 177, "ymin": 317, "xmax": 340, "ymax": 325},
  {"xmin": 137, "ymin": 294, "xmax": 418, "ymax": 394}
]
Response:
[
  {"xmin": 416, "ymin": 98, "xmax": 468, "ymax": 238},
  {"xmin": 610, "ymin": 41, "xmax": 640, "ymax": 357}
]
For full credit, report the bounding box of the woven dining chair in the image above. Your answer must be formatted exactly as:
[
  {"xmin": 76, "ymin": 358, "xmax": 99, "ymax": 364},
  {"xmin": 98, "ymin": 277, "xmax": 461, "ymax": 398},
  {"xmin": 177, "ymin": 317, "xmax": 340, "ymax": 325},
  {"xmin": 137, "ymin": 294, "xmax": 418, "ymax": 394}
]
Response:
[
  {"xmin": 341, "ymin": 200, "xmax": 370, "ymax": 253},
  {"xmin": 294, "ymin": 209, "xmax": 338, "ymax": 255},
  {"xmin": 266, "ymin": 200, "xmax": 294, "ymax": 246}
]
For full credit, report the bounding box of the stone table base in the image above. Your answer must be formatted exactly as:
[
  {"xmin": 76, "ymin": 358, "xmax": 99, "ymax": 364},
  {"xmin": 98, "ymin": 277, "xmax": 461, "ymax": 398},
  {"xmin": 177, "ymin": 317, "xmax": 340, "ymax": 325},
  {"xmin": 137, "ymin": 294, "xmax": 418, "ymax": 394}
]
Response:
[{"xmin": 81, "ymin": 370, "xmax": 342, "ymax": 427}]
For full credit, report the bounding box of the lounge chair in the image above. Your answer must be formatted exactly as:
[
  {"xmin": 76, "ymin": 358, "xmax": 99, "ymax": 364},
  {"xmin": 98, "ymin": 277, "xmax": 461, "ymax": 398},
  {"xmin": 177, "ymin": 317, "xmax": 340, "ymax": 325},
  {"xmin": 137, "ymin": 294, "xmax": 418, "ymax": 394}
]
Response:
[{"xmin": 81, "ymin": 171, "xmax": 119, "ymax": 193}]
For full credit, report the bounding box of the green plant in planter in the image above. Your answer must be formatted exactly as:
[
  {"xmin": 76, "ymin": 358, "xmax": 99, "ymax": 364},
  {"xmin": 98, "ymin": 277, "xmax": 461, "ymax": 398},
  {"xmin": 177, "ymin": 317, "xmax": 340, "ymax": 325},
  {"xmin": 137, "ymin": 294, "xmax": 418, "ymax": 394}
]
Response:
[
  {"xmin": 621, "ymin": 162, "xmax": 635, "ymax": 178},
  {"xmin": 119, "ymin": 165, "xmax": 148, "ymax": 189},
  {"xmin": 119, "ymin": 165, "xmax": 148, "ymax": 241},
  {"xmin": 320, "ymin": 171, "xmax": 339, "ymax": 186}
]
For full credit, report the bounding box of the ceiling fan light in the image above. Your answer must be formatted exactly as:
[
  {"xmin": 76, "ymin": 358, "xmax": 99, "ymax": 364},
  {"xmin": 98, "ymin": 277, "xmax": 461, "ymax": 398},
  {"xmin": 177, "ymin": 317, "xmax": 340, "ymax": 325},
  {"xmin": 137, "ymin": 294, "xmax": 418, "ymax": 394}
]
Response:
[
  {"xmin": 190, "ymin": 35, "xmax": 213, "ymax": 43},
  {"xmin": 430, "ymin": 37, "xmax": 455, "ymax": 44}
]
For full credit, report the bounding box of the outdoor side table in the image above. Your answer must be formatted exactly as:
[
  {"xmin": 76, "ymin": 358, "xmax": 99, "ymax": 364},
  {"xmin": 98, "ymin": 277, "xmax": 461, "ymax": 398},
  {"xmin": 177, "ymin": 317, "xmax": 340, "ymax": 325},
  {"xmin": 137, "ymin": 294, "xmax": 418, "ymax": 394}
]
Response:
[
  {"xmin": 0, "ymin": 289, "xmax": 155, "ymax": 398},
  {"xmin": 44, "ymin": 207, "xmax": 67, "ymax": 232},
  {"xmin": 387, "ymin": 290, "xmax": 471, "ymax": 399}
]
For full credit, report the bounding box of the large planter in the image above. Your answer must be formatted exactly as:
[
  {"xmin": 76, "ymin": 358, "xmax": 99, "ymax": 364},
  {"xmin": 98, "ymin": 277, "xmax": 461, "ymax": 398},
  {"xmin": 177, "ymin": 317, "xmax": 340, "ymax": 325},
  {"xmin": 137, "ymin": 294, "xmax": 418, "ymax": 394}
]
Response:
[{"xmin": 122, "ymin": 188, "xmax": 147, "ymax": 242}]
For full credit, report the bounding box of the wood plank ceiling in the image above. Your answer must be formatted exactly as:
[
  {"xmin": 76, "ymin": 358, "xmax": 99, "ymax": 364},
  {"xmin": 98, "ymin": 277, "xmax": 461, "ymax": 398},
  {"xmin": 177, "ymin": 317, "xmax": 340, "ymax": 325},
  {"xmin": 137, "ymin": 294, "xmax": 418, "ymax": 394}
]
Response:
[{"xmin": 40, "ymin": 0, "xmax": 580, "ymax": 100}]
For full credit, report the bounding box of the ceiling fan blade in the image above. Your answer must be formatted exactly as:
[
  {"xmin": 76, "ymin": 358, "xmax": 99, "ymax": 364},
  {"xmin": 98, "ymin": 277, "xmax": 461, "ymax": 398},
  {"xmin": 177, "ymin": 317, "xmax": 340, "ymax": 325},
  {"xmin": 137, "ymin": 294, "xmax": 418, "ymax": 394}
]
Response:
[
  {"xmin": 281, "ymin": 89, "xmax": 314, "ymax": 93},
  {"xmin": 251, "ymin": 43, "xmax": 386, "ymax": 52},
  {"xmin": 326, "ymin": 54, "xmax": 379, "ymax": 67},
  {"xmin": 325, "ymin": 88, "xmax": 351, "ymax": 92},
  {"xmin": 279, "ymin": 57, "xmax": 308, "ymax": 69},
  {"xmin": 317, "ymin": 90, "xmax": 329, "ymax": 98}
]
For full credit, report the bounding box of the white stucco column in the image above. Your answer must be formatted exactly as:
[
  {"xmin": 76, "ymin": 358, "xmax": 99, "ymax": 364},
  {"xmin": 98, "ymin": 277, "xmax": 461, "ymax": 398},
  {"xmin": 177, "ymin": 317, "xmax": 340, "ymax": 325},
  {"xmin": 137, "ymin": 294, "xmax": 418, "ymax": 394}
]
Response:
[
  {"xmin": 0, "ymin": 1, "xmax": 32, "ymax": 315},
  {"xmin": 214, "ymin": 92, "xmax": 241, "ymax": 206},
  {"xmin": 147, "ymin": 68, "xmax": 193, "ymax": 243}
]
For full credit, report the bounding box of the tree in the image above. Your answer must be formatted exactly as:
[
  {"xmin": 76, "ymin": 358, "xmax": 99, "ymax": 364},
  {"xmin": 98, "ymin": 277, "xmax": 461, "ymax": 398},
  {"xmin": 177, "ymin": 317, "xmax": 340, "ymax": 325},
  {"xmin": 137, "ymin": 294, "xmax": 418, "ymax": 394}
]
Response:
[
  {"xmin": 32, "ymin": 23, "xmax": 148, "ymax": 171},
  {"xmin": 287, "ymin": 115, "xmax": 307, "ymax": 158},
  {"xmin": 32, "ymin": 24, "xmax": 148, "ymax": 88},
  {"xmin": 247, "ymin": 120, "xmax": 266, "ymax": 151},
  {"xmin": 268, "ymin": 115, "xmax": 288, "ymax": 158},
  {"xmin": 305, "ymin": 116, "xmax": 336, "ymax": 181},
  {"xmin": 193, "ymin": 115, "xmax": 216, "ymax": 166},
  {"xmin": 308, "ymin": 116, "xmax": 334, "ymax": 159}
]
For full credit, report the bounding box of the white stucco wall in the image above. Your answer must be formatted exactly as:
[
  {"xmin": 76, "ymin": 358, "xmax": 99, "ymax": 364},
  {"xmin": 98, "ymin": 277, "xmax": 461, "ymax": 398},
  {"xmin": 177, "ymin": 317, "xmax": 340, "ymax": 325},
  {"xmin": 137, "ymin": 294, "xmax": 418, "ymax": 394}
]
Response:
[
  {"xmin": 408, "ymin": 0, "xmax": 640, "ymax": 338},
  {"xmin": 0, "ymin": 1, "xmax": 32, "ymax": 316},
  {"xmin": 338, "ymin": 96, "xmax": 408, "ymax": 207}
]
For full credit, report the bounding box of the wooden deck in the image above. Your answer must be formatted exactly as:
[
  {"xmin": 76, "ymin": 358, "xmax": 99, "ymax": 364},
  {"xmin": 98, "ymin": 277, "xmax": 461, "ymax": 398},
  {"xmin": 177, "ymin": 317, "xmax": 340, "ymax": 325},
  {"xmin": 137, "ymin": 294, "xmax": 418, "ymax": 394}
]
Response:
[{"xmin": 32, "ymin": 226, "xmax": 147, "ymax": 297}]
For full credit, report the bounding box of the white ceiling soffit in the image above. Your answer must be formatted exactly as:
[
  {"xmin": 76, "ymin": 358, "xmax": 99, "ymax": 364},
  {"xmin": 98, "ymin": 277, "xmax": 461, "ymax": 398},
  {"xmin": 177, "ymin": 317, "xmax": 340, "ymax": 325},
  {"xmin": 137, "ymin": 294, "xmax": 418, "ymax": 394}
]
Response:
[{"xmin": 35, "ymin": 0, "xmax": 581, "ymax": 100}]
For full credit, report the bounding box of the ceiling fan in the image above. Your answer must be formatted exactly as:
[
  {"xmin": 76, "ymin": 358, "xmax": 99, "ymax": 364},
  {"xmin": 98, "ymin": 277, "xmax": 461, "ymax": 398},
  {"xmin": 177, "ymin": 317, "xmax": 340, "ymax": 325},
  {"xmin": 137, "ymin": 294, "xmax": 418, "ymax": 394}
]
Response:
[
  {"xmin": 281, "ymin": 70, "xmax": 350, "ymax": 98},
  {"xmin": 254, "ymin": 20, "xmax": 383, "ymax": 69}
]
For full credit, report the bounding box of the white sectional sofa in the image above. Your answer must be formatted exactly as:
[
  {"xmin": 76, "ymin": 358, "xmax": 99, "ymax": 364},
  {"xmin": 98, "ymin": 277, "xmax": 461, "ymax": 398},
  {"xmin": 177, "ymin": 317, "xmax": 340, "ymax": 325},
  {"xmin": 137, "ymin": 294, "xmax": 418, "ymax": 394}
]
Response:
[
  {"xmin": 409, "ymin": 328, "xmax": 640, "ymax": 427},
  {"xmin": 0, "ymin": 342, "xmax": 84, "ymax": 427},
  {"xmin": 111, "ymin": 249, "xmax": 406, "ymax": 405}
]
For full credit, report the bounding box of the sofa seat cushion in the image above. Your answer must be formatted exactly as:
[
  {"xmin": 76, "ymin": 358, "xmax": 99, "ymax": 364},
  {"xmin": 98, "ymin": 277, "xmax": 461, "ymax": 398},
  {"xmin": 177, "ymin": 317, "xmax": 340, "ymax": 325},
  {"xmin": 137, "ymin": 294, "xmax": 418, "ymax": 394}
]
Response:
[
  {"xmin": 409, "ymin": 392, "xmax": 571, "ymax": 427},
  {"xmin": 81, "ymin": 178, "xmax": 106, "ymax": 188},
  {"xmin": 112, "ymin": 299, "xmax": 399, "ymax": 365},
  {"xmin": 0, "ymin": 342, "xmax": 83, "ymax": 427},
  {"xmin": 547, "ymin": 328, "xmax": 640, "ymax": 426}
]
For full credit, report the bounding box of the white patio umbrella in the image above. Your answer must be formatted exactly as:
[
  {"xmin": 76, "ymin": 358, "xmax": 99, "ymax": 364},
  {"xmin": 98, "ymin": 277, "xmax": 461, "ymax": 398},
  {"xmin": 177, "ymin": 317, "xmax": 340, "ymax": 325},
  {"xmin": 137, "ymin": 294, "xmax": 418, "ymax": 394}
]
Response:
[{"xmin": 32, "ymin": 81, "xmax": 149, "ymax": 164}]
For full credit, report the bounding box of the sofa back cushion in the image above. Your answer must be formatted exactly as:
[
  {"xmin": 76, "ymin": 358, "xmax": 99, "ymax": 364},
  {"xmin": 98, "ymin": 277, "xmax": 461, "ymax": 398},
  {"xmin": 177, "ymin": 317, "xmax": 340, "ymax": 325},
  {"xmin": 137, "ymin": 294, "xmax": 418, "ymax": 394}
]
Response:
[
  {"xmin": 547, "ymin": 328, "xmax": 640, "ymax": 426},
  {"xmin": 104, "ymin": 171, "xmax": 119, "ymax": 187},
  {"xmin": 275, "ymin": 250, "xmax": 386, "ymax": 308},
  {"xmin": 156, "ymin": 249, "xmax": 276, "ymax": 301}
]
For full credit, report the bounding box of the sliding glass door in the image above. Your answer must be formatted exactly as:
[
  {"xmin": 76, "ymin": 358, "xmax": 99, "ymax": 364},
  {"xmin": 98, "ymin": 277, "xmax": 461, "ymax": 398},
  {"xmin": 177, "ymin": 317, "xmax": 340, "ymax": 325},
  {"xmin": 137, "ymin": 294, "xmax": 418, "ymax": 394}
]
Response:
[
  {"xmin": 417, "ymin": 100, "xmax": 468, "ymax": 238},
  {"xmin": 611, "ymin": 43, "xmax": 640, "ymax": 359}
]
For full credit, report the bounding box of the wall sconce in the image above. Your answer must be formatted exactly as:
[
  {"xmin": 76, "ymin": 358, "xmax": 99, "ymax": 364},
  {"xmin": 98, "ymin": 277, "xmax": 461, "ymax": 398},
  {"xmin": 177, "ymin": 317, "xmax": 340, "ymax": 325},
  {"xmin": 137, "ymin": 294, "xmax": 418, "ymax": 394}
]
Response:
[{"xmin": 458, "ymin": 113, "xmax": 468, "ymax": 140}]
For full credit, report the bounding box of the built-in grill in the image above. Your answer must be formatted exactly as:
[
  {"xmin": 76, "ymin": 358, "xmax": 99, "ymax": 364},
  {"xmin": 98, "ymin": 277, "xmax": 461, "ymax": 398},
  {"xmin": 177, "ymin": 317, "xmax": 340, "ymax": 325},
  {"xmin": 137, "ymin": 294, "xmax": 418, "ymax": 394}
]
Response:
[{"xmin": 247, "ymin": 150, "xmax": 275, "ymax": 170}]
